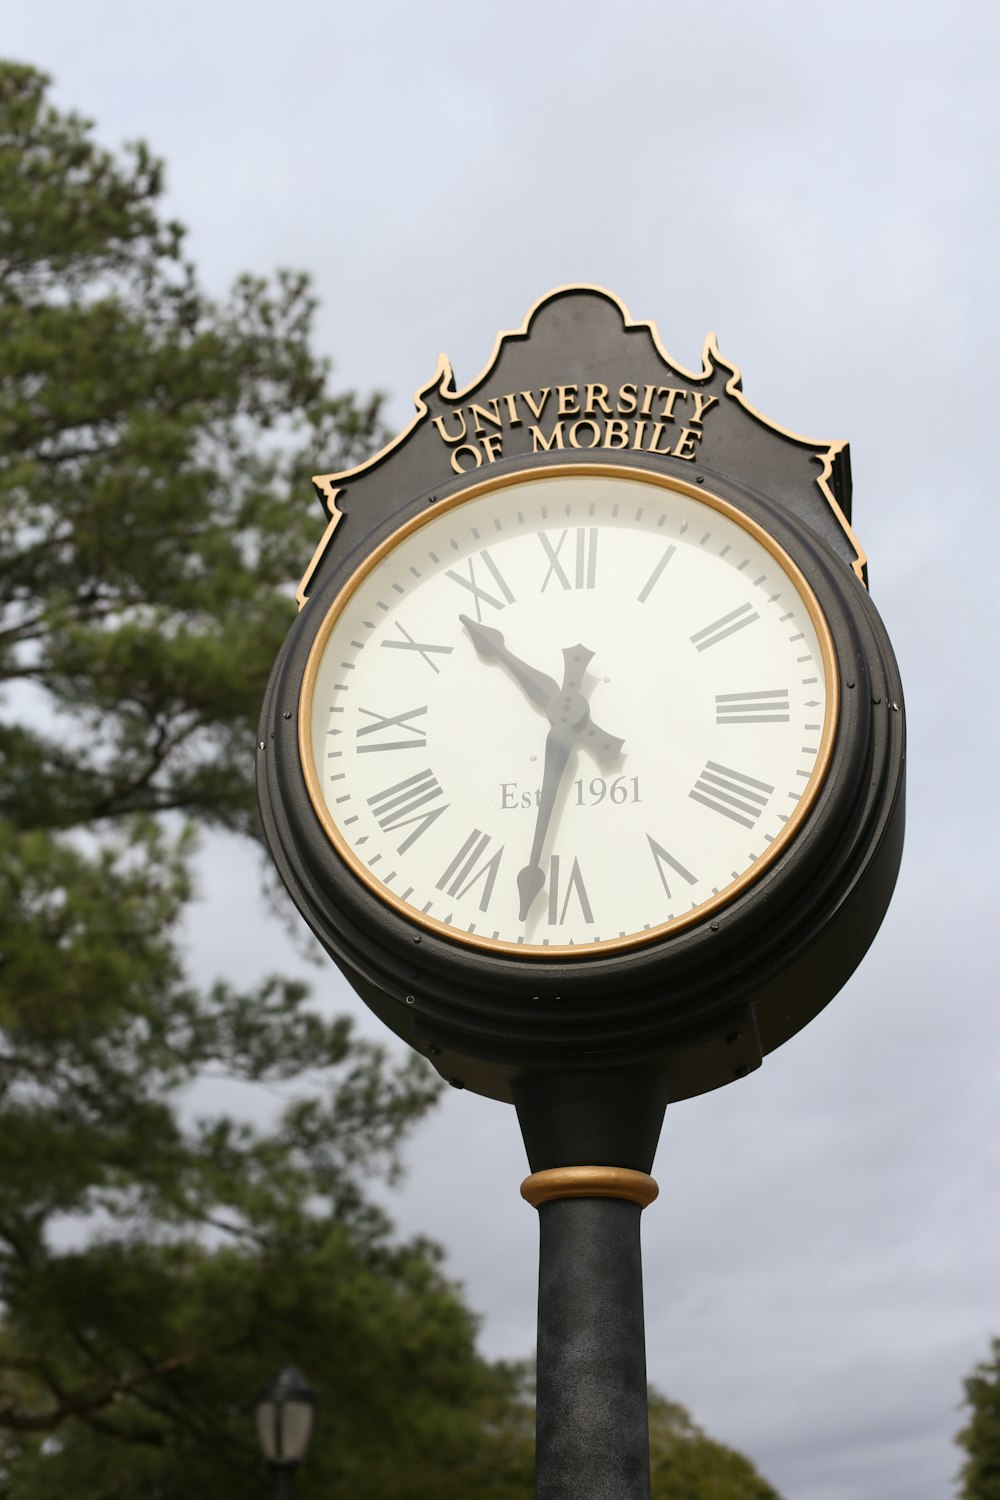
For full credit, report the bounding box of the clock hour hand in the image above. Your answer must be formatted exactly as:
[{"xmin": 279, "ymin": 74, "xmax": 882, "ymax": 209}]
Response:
[
  {"xmin": 460, "ymin": 616, "xmax": 625, "ymax": 763},
  {"xmin": 459, "ymin": 615, "xmax": 558, "ymax": 709}
]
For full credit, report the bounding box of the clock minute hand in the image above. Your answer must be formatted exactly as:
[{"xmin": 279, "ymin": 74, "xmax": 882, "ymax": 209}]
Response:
[
  {"xmin": 517, "ymin": 716, "xmax": 576, "ymax": 921},
  {"xmin": 516, "ymin": 643, "xmax": 623, "ymax": 921},
  {"xmin": 460, "ymin": 616, "xmax": 625, "ymax": 762}
]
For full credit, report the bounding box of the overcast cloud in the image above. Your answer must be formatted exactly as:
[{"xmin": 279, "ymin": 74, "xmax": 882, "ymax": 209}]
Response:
[{"xmin": 4, "ymin": 4, "xmax": 998, "ymax": 1497}]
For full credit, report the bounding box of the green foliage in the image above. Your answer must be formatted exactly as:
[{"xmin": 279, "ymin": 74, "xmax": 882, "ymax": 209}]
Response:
[
  {"xmin": 0, "ymin": 59, "xmax": 381, "ymax": 840},
  {"xmin": 956, "ymin": 1338, "xmax": 1000, "ymax": 1499},
  {"xmin": 0, "ymin": 1235, "xmax": 535, "ymax": 1498}
]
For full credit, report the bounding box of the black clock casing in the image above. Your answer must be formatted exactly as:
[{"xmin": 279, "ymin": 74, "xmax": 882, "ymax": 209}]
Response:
[{"xmin": 257, "ymin": 289, "xmax": 905, "ymax": 1104}]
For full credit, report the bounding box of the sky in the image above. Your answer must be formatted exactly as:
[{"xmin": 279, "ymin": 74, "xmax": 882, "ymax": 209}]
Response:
[{"xmin": 4, "ymin": 3, "xmax": 998, "ymax": 1497}]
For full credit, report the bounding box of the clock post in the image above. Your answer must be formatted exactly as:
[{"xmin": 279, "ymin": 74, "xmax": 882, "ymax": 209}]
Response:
[
  {"xmin": 516, "ymin": 1068, "xmax": 668, "ymax": 1498},
  {"xmin": 257, "ymin": 287, "xmax": 905, "ymax": 1497}
]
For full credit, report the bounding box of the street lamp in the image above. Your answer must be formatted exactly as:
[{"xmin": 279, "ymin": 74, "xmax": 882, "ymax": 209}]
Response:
[{"xmin": 254, "ymin": 1365, "xmax": 317, "ymax": 1499}]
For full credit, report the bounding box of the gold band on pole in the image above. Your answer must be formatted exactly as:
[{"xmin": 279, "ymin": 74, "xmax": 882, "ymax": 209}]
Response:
[{"xmin": 520, "ymin": 1166, "xmax": 659, "ymax": 1209}]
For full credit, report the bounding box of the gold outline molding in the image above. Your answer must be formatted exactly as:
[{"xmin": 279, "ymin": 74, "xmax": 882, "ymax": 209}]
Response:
[
  {"xmin": 702, "ymin": 332, "xmax": 867, "ymax": 586},
  {"xmin": 520, "ymin": 1166, "xmax": 659, "ymax": 1208},
  {"xmin": 297, "ymin": 285, "xmax": 865, "ymax": 605},
  {"xmin": 297, "ymin": 463, "xmax": 840, "ymax": 961}
]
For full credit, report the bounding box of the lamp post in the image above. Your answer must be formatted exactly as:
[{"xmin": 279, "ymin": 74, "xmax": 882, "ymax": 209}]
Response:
[{"xmin": 254, "ymin": 1365, "xmax": 317, "ymax": 1499}]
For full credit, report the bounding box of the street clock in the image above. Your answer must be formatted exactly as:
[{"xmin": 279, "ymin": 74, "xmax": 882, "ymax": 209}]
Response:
[{"xmin": 258, "ymin": 287, "xmax": 904, "ymax": 1107}]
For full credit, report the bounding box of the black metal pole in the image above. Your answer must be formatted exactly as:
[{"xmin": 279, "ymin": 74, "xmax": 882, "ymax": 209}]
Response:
[
  {"xmin": 535, "ymin": 1195, "xmax": 651, "ymax": 1499},
  {"xmin": 514, "ymin": 1068, "xmax": 669, "ymax": 1500},
  {"xmin": 271, "ymin": 1466, "xmax": 296, "ymax": 1500}
]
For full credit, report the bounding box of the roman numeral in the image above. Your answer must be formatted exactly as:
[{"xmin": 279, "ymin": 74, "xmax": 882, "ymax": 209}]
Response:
[
  {"xmin": 637, "ymin": 544, "xmax": 676, "ymax": 603},
  {"xmin": 539, "ymin": 528, "xmax": 598, "ymax": 591},
  {"xmin": 547, "ymin": 854, "xmax": 594, "ymax": 925},
  {"xmin": 367, "ymin": 769, "xmax": 449, "ymax": 853},
  {"xmin": 437, "ymin": 829, "xmax": 505, "ymax": 911},
  {"xmin": 689, "ymin": 761, "xmax": 774, "ymax": 829},
  {"xmin": 445, "ymin": 550, "xmax": 515, "ymax": 620},
  {"xmin": 715, "ymin": 688, "xmax": 790, "ymax": 724},
  {"xmin": 690, "ymin": 602, "xmax": 760, "ymax": 651},
  {"xmin": 355, "ymin": 704, "xmax": 427, "ymax": 752},
  {"xmin": 380, "ymin": 621, "xmax": 453, "ymax": 674},
  {"xmin": 646, "ymin": 836, "xmax": 697, "ymax": 899}
]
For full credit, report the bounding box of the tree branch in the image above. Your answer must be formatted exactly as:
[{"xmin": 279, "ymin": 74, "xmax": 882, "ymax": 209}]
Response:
[{"xmin": 0, "ymin": 1352, "xmax": 192, "ymax": 1433}]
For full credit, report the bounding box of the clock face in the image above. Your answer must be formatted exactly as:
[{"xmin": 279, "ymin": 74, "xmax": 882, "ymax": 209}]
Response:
[{"xmin": 300, "ymin": 467, "xmax": 836, "ymax": 956}]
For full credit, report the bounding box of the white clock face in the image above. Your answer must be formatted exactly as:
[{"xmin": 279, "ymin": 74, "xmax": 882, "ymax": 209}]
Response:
[{"xmin": 301, "ymin": 468, "xmax": 836, "ymax": 955}]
